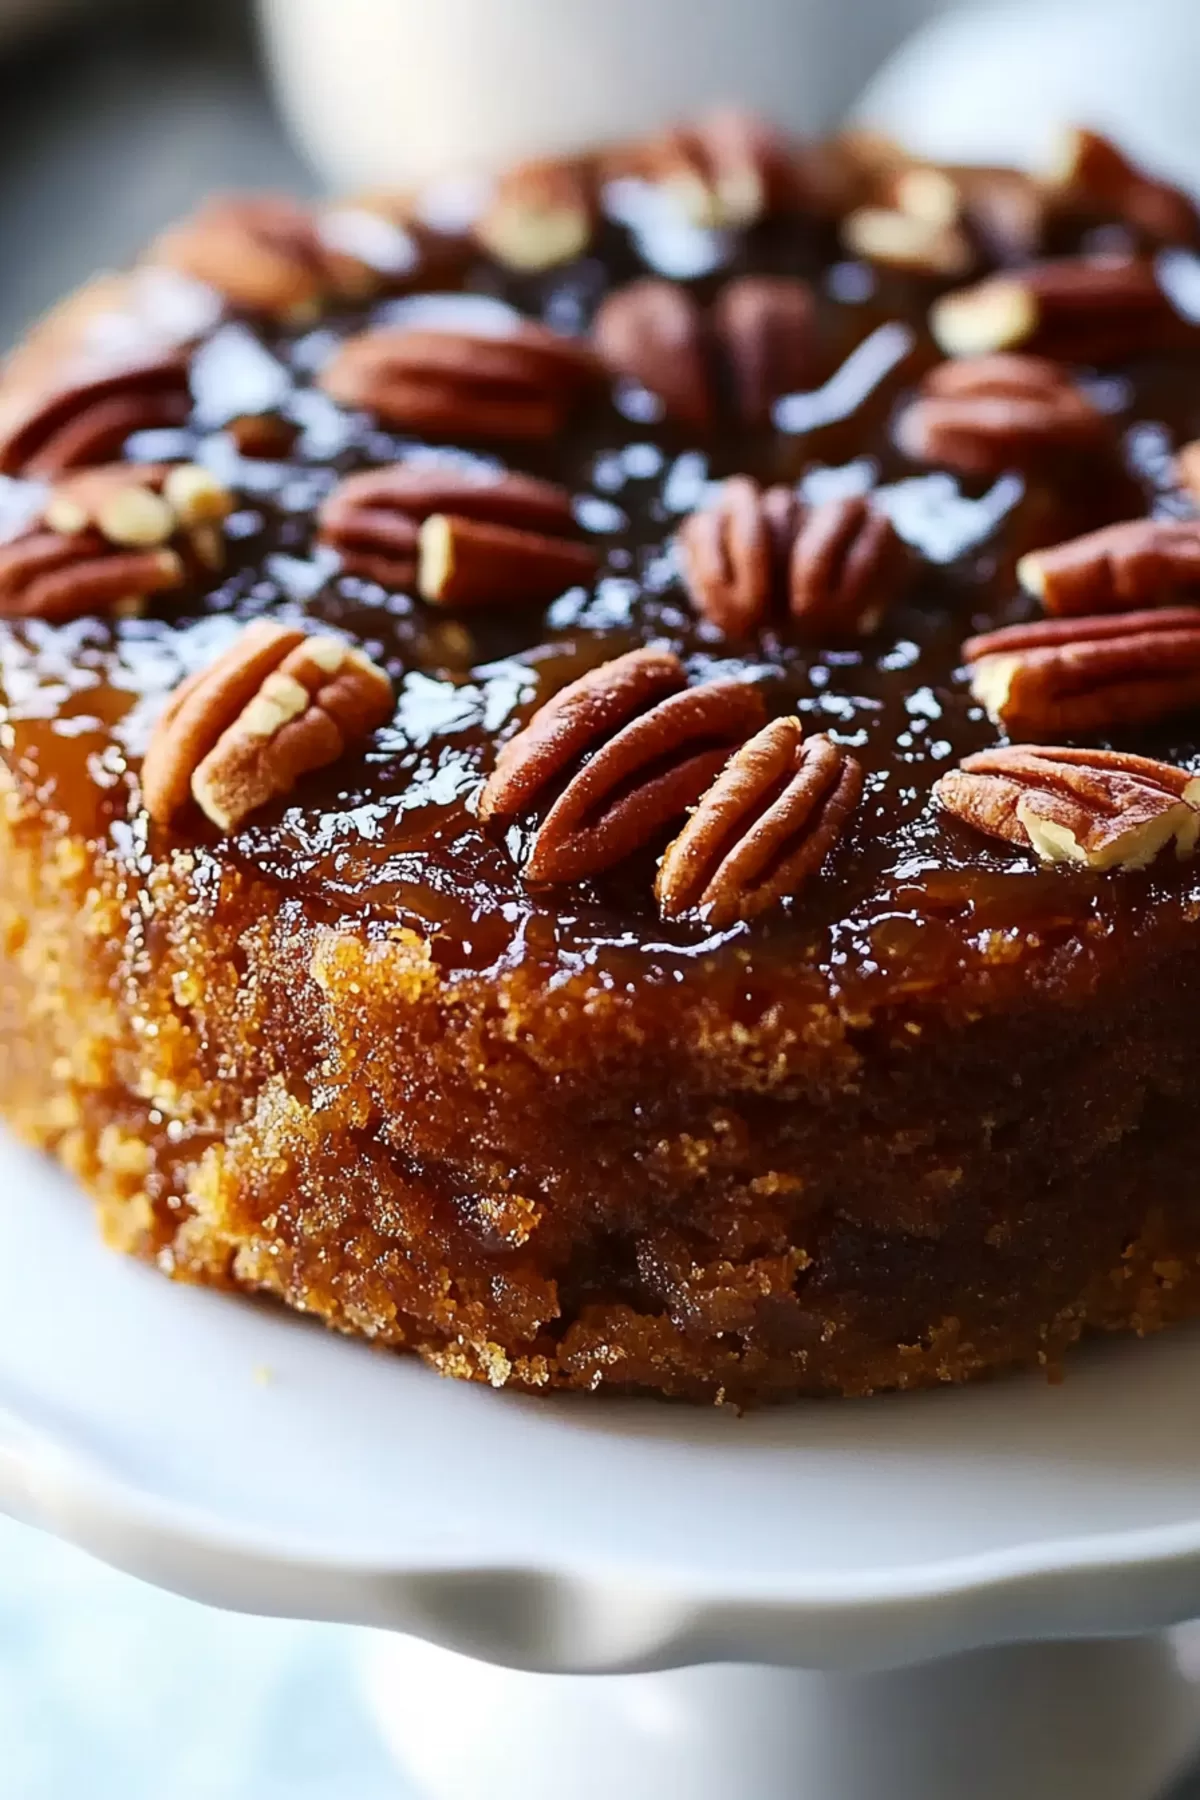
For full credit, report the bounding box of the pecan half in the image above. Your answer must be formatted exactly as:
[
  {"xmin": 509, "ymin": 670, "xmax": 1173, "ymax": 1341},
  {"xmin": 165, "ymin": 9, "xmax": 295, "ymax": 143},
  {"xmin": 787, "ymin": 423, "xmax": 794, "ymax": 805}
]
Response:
[
  {"xmin": 1017, "ymin": 518, "xmax": 1200, "ymax": 616},
  {"xmin": 710, "ymin": 276, "xmax": 819, "ymax": 427},
  {"xmin": 655, "ymin": 719, "xmax": 863, "ymax": 926},
  {"xmin": 418, "ymin": 515, "xmax": 598, "ymax": 607},
  {"xmin": 475, "ymin": 157, "xmax": 596, "ymax": 270},
  {"xmin": 319, "ymin": 322, "xmax": 601, "ymax": 440},
  {"xmin": 896, "ymin": 353, "xmax": 1112, "ymax": 475},
  {"xmin": 0, "ymin": 350, "xmax": 192, "ymax": 478},
  {"xmin": 141, "ymin": 621, "xmax": 394, "ymax": 831},
  {"xmin": 149, "ymin": 194, "xmax": 402, "ymax": 319},
  {"xmin": 1047, "ymin": 126, "xmax": 1200, "ymax": 247},
  {"xmin": 479, "ymin": 645, "xmax": 765, "ymax": 882},
  {"xmin": 0, "ymin": 531, "xmax": 182, "ymax": 623},
  {"xmin": 933, "ymin": 744, "xmax": 1200, "ymax": 869},
  {"xmin": 930, "ymin": 255, "xmax": 1191, "ymax": 364},
  {"xmin": 318, "ymin": 463, "xmax": 577, "ymax": 589},
  {"xmin": 592, "ymin": 279, "xmax": 712, "ymax": 431},
  {"xmin": 789, "ymin": 495, "xmax": 909, "ymax": 637},
  {"xmin": 592, "ymin": 273, "xmax": 818, "ymax": 431},
  {"xmin": 964, "ymin": 606, "xmax": 1200, "ymax": 735},
  {"xmin": 678, "ymin": 477, "xmax": 907, "ymax": 639}
]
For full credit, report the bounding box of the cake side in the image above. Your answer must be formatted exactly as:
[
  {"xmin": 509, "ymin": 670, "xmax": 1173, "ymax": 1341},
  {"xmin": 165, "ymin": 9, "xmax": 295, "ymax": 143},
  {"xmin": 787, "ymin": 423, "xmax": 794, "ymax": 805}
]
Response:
[{"xmin": 6, "ymin": 744, "xmax": 1200, "ymax": 1401}]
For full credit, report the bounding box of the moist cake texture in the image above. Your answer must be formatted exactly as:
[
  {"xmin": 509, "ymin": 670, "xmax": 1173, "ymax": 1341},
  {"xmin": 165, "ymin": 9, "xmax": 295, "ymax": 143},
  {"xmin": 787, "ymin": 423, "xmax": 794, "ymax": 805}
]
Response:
[{"xmin": 5, "ymin": 121, "xmax": 1200, "ymax": 1401}]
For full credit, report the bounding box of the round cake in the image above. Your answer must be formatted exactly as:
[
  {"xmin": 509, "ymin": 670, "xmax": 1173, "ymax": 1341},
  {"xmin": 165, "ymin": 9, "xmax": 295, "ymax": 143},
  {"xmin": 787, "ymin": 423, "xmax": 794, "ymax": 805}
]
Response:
[{"xmin": 3, "ymin": 116, "xmax": 1200, "ymax": 1403}]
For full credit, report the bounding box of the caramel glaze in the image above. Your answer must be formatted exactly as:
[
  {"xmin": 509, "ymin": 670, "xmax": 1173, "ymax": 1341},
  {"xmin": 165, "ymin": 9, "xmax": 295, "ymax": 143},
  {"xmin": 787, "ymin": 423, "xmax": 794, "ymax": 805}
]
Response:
[{"xmin": 7, "ymin": 199, "xmax": 1200, "ymax": 1400}]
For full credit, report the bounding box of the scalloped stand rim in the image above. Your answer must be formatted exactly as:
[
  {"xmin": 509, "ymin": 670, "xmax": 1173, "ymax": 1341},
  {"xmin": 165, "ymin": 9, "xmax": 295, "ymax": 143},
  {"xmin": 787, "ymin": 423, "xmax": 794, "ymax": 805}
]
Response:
[{"xmin": 4, "ymin": 1126, "xmax": 1200, "ymax": 1796}]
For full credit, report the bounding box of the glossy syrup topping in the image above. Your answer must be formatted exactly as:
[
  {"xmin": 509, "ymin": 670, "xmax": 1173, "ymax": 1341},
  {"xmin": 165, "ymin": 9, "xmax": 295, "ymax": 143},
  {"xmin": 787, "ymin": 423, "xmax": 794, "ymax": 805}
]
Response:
[{"xmin": 4, "ymin": 141, "xmax": 1200, "ymax": 1006}]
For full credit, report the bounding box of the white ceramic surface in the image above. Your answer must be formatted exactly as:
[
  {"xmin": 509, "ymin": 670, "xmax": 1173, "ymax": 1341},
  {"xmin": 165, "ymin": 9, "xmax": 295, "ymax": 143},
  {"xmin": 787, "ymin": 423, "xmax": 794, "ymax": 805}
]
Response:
[
  {"xmin": 856, "ymin": 0, "xmax": 1200, "ymax": 190},
  {"xmin": 7, "ymin": 1126, "xmax": 1200, "ymax": 1797},
  {"xmin": 257, "ymin": 0, "xmax": 946, "ymax": 189},
  {"xmin": 4, "ymin": 1125, "xmax": 1200, "ymax": 1671}
]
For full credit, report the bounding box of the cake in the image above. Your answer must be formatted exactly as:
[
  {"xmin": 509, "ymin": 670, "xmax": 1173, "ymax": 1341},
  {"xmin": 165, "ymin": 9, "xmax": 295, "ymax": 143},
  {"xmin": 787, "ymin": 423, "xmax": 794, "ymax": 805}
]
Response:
[{"xmin": 4, "ymin": 117, "xmax": 1200, "ymax": 1403}]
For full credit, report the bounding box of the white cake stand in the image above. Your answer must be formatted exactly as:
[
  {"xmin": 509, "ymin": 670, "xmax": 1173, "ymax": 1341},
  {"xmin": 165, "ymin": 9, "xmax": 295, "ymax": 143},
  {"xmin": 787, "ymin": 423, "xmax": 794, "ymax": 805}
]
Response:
[{"xmin": 4, "ymin": 1129, "xmax": 1200, "ymax": 1800}]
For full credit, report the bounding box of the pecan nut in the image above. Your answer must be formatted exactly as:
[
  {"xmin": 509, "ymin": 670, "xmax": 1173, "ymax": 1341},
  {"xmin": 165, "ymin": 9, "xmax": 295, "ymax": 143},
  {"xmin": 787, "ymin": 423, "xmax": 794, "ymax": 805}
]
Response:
[
  {"xmin": 593, "ymin": 273, "xmax": 818, "ymax": 431},
  {"xmin": 1047, "ymin": 126, "xmax": 1200, "ymax": 247},
  {"xmin": 418, "ymin": 515, "xmax": 598, "ymax": 608},
  {"xmin": 0, "ymin": 350, "xmax": 192, "ymax": 478},
  {"xmin": 1017, "ymin": 518, "xmax": 1200, "ymax": 616},
  {"xmin": 710, "ymin": 276, "xmax": 819, "ymax": 428},
  {"xmin": 678, "ymin": 477, "xmax": 907, "ymax": 639},
  {"xmin": 592, "ymin": 279, "xmax": 712, "ymax": 431},
  {"xmin": 896, "ymin": 353, "xmax": 1112, "ymax": 475},
  {"xmin": 141, "ymin": 620, "xmax": 394, "ymax": 832},
  {"xmin": 933, "ymin": 744, "xmax": 1200, "ymax": 869},
  {"xmin": 319, "ymin": 321, "xmax": 601, "ymax": 440},
  {"xmin": 317, "ymin": 463, "xmax": 577, "ymax": 590},
  {"xmin": 930, "ymin": 254, "xmax": 1190, "ymax": 364},
  {"xmin": 479, "ymin": 645, "xmax": 766, "ymax": 883},
  {"xmin": 963, "ymin": 606, "xmax": 1200, "ymax": 736},
  {"xmin": 149, "ymin": 194, "xmax": 412, "ymax": 319},
  {"xmin": 475, "ymin": 157, "xmax": 596, "ymax": 270},
  {"xmin": 655, "ymin": 719, "xmax": 863, "ymax": 926},
  {"xmin": 0, "ymin": 532, "xmax": 182, "ymax": 623}
]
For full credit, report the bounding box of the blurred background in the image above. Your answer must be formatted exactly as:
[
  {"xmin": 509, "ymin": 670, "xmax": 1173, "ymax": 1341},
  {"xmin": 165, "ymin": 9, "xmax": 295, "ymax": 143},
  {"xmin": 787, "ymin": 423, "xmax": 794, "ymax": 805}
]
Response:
[{"xmin": 4, "ymin": 0, "xmax": 1200, "ymax": 1793}]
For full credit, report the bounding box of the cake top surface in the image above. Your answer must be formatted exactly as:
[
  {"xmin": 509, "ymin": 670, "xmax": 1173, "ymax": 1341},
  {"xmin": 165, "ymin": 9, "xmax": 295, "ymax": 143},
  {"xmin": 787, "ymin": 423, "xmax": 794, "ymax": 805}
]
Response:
[{"xmin": 4, "ymin": 121, "xmax": 1200, "ymax": 1011}]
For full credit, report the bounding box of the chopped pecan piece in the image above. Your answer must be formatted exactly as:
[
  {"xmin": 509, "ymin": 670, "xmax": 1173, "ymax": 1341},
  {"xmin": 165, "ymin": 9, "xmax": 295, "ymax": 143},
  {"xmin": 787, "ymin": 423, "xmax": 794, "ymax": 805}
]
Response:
[
  {"xmin": 897, "ymin": 353, "xmax": 1112, "ymax": 475},
  {"xmin": 964, "ymin": 606, "xmax": 1200, "ymax": 735},
  {"xmin": 656, "ymin": 719, "xmax": 863, "ymax": 926},
  {"xmin": 841, "ymin": 206, "xmax": 974, "ymax": 278},
  {"xmin": 884, "ymin": 161, "xmax": 1047, "ymax": 263},
  {"xmin": 602, "ymin": 110, "xmax": 800, "ymax": 229},
  {"xmin": 141, "ymin": 620, "xmax": 394, "ymax": 831},
  {"xmin": 46, "ymin": 460, "xmax": 232, "ymax": 545},
  {"xmin": 479, "ymin": 645, "xmax": 765, "ymax": 883},
  {"xmin": 1047, "ymin": 126, "xmax": 1200, "ymax": 247},
  {"xmin": 418, "ymin": 514, "xmax": 598, "ymax": 607},
  {"xmin": 149, "ymin": 194, "xmax": 405, "ymax": 319},
  {"xmin": 0, "ymin": 350, "xmax": 192, "ymax": 477},
  {"xmin": 0, "ymin": 461, "xmax": 233, "ymax": 622},
  {"xmin": 678, "ymin": 477, "xmax": 907, "ymax": 639},
  {"xmin": 710, "ymin": 276, "xmax": 819, "ymax": 427},
  {"xmin": 593, "ymin": 273, "xmax": 818, "ymax": 430},
  {"xmin": 318, "ymin": 463, "xmax": 578, "ymax": 589},
  {"xmin": 930, "ymin": 254, "xmax": 1190, "ymax": 364},
  {"xmin": 319, "ymin": 321, "xmax": 601, "ymax": 440},
  {"xmin": 1176, "ymin": 440, "xmax": 1200, "ymax": 504},
  {"xmin": 475, "ymin": 157, "xmax": 597, "ymax": 270},
  {"xmin": 592, "ymin": 279, "xmax": 712, "ymax": 430},
  {"xmin": 933, "ymin": 744, "xmax": 1200, "ymax": 869},
  {"xmin": 1017, "ymin": 518, "xmax": 1200, "ymax": 616},
  {"xmin": 226, "ymin": 413, "xmax": 300, "ymax": 460}
]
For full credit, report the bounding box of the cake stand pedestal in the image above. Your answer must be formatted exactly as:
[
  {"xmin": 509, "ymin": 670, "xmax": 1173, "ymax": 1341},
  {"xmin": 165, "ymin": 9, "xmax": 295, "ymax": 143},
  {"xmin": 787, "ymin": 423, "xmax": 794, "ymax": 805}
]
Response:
[{"xmin": 3, "ymin": 1133, "xmax": 1200, "ymax": 1800}]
